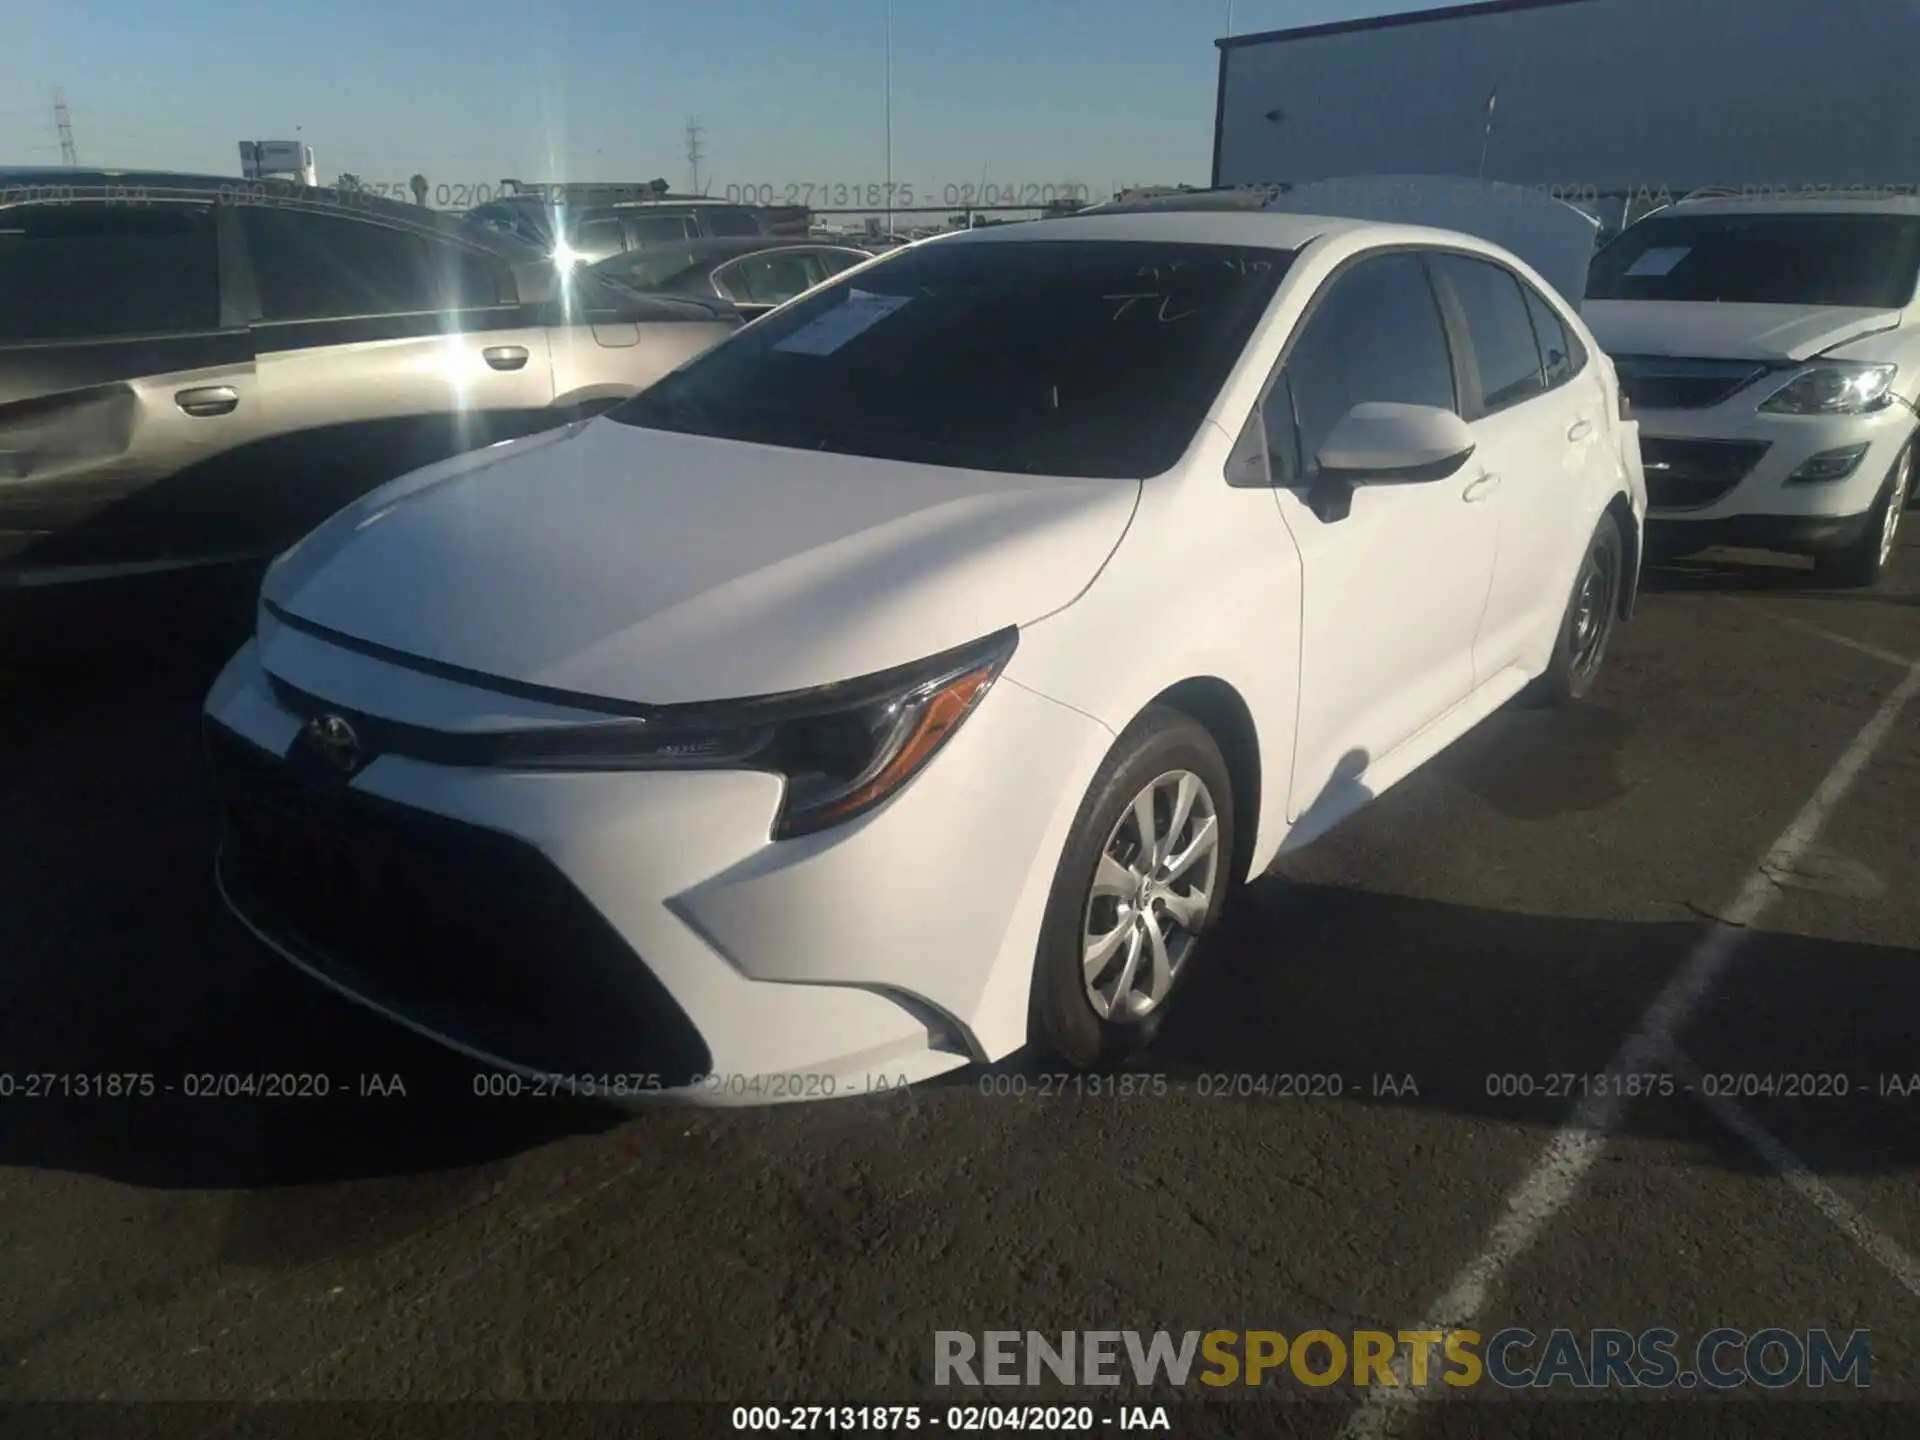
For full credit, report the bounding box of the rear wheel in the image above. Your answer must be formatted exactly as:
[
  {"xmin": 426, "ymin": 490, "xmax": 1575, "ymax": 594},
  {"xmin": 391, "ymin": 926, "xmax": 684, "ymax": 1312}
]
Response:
[
  {"xmin": 1028, "ymin": 708, "xmax": 1235, "ymax": 1068},
  {"xmin": 1527, "ymin": 512, "xmax": 1625, "ymax": 707},
  {"xmin": 1814, "ymin": 442, "xmax": 1910, "ymax": 589}
]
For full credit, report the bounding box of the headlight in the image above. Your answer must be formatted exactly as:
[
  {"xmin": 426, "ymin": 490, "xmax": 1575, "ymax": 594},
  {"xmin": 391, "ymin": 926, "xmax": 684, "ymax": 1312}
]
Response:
[
  {"xmin": 477, "ymin": 627, "xmax": 1018, "ymax": 840},
  {"xmin": 1759, "ymin": 363, "xmax": 1898, "ymax": 415}
]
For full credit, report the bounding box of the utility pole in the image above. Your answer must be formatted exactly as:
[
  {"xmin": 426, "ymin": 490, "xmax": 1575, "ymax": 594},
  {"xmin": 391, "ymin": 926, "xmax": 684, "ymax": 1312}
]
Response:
[
  {"xmin": 54, "ymin": 88, "xmax": 78, "ymax": 167},
  {"xmin": 685, "ymin": 116, "xmax": 706, "ymax": 195},
  {"xmin": 884, "ymin": 0, "xmax": 893, "ymax": 236}
]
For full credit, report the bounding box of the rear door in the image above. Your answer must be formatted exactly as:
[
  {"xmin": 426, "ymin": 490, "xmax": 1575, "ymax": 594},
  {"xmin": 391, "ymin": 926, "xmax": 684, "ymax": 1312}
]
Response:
[
  {"xmin": 1425, "ymin": 252, "xmax": 1606, "ymax": 679},
  {"xmin": 0, "ymin": 197, "xmax": 265, "ymax": 574},
  {"xmin": 236, "ymin": 203, "xmax": 555, "ymax": 544}
]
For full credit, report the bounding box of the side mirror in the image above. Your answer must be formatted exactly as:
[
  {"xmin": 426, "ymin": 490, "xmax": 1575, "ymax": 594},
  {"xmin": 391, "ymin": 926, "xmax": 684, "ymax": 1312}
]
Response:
[{"xmin": 1314, "ymin": 402, "xmax": 1476, "ymax": 484}]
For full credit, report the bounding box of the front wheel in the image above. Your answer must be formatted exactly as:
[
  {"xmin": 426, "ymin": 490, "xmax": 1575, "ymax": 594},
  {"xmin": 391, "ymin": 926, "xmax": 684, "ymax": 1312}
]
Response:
[
  {"xmin": 1814, "ymin": 442, "xmax": 1910, "ymax": 589},
  {"xmin": 1527, "ymin": 512, "xmax": 1625, "ymax": 707},
  {"xmin": 1028, "ymin": 707, "xmax": 1236, "ymax": 1068}
]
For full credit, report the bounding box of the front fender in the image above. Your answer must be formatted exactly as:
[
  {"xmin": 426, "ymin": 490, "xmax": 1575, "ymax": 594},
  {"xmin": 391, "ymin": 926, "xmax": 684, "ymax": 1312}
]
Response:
[{"xmin": 1004, "ymin": 461, "xmax": 1304, "ymax": 875}]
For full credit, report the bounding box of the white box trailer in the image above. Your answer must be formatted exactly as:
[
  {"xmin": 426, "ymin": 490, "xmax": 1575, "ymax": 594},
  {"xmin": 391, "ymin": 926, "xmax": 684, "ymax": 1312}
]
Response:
[{"xmin": 1213, "ymin": 0, "xmax": 1920, "ymax": 216}]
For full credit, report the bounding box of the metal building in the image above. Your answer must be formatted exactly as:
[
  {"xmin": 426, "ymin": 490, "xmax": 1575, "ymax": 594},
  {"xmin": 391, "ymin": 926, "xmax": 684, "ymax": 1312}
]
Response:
[{"xmin": 1212, "ymin": 0, "xmax": 1920, "ymax": 206}]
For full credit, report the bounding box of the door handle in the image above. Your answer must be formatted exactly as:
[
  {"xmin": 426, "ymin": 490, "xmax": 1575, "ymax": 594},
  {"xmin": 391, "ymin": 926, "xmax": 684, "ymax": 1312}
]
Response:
[
  {"xmin": 176, "ymin": 385, "xmax": 239, "ymax": 418},
  {"xmin": 1462, "ymin": 472, "xmax": 1502, "ymax": 503},
  {"xmin": 483, "ymin": 345, "xmax": 531, "ymax": 372},
  {"xmin": 1568, "ymin": 420, "xmax": 1594, "ymax": 441}
]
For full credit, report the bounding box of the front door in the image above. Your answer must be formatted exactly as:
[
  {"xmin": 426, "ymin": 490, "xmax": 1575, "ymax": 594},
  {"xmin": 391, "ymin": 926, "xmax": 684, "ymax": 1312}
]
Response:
[
  {"xmin": 1262, "ymin": 251, "xmax": 1500, "ymax": 822},
  {"xmin": 238, "ymin": 204, "xmax": 555, "ymax": 549}
]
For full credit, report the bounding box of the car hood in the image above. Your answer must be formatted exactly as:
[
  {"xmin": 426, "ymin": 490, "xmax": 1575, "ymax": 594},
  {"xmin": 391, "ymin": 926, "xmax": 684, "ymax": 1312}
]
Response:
[
  {"xmin": 262, "ymin": 417, "xmax": 1140, "ymax": 705},
  {"xmin": 1581, "ymin": 301, "xmax": 1902, "ymax": 363}
]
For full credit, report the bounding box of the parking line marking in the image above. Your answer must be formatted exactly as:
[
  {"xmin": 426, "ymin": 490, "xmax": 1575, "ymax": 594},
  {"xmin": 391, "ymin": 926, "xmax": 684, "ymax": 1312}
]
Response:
[
  {"xmin": 1722, "ymin": 597, "xmax": 1916, "ymax": 670},
  {"xmin": 1668, "ymin": 1050, "xmax": 1920, "ymax": 1304},
  {"xmin": 1339, "ymin": 658, "xmax": 1920, "ymax": 1439}
]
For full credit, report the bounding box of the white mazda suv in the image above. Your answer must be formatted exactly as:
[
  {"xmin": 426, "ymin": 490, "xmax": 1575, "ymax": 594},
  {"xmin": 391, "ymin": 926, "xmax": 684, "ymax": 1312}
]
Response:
[{"xmin": 1585, "ymin": 195, "xmax": 1918, "ymax": 586}]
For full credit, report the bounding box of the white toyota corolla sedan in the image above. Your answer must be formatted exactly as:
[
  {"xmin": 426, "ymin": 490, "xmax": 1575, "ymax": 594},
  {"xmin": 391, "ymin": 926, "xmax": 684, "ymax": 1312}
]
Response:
[{"xmin": 204, "ymin": 209, "xmax": 1645, "ymax": 1102}]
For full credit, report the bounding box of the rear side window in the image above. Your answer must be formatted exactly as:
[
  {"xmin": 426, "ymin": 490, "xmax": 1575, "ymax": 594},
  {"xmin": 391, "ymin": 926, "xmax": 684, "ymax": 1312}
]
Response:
[
  {"xmin": 1278, "ymin": 252, "xmax": 1455, "ymax": 477},
  {"xmin": 625, "ymin": 213, "xmax": 697, "ymax": 246},
  {"xmin": 704, "ymin": 208, "xmax": 764, "ymax": 238},
  {"xmin": 1521, "ymin": 284, "xmax": 1585, "ymax": 389},
  {"xmin": 571, "ymin": 217, "xmax": 625, "ymax": 256},
  {"xmin": 241, "ymin": 208, "xmax": 506, "ymax": 321},
  {"xmin": 0, "ymin": 203, "xmax": 219, "ymax": 343},
  {"xmin": 1431, "ymin": 254, "xmax": 1547, "ymax": 416},
  {"xmin": 714, "ymin": 251, "xmax": 831, "ymax": 305}
]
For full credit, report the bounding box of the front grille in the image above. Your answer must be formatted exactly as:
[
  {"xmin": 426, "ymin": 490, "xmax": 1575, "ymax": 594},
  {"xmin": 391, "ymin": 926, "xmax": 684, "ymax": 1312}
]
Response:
[
  {"xmin": 1614, "ymin": 357, "xmax": 1774, "ymax": 412},
  {"xmin": 1640, "ymin": 437, "xmax": 1772, "ymax": 511},
  {"xmin": 206, "ymin": 720, "xmax": 712, "ymax": 1085}
]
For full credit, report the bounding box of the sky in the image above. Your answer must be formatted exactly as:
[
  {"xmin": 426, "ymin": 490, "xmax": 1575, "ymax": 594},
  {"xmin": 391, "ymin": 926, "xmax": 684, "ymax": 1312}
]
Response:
[{"xmin": 0, "ymin": 0, "xmax": 1461, "ymax": 205}]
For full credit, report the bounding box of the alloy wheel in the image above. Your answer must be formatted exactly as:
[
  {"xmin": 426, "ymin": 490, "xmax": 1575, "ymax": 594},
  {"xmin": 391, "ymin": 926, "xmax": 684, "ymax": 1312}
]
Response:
[
  {"xmin": 1569, "ymin": 536, "xmax": 1620, "ymax": 681},
  {"xmin": 1081, "ymin": 770, "xmax": 1221, "ymax": 1022},
  {"xmin": 1880, "ymin": 447, "xmax": 1912, "ymax": 568}
]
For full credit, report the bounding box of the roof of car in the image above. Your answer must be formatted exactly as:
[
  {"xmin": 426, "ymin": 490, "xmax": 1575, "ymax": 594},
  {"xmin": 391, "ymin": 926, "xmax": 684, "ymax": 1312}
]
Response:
[
  {"xmin": 0, "ymin": 167, "xmax": 559, "ymax": 262},
  {"xmin": 1666, "ymin": 193, "xmax": 1920, "ymax": 218},
  {"xmin": 0, "ymin": 166, "xmax": 470, "ymax": 224},
  {"xmin": 935, "ymin": 208, "xmax": 1389, "ymax": 250}
]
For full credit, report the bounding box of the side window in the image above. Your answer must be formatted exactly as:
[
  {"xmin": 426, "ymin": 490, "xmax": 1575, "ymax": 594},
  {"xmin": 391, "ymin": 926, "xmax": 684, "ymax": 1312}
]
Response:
[
  {"xmin": 572, "ymin": 217, "xmax": 625, "ymax": 256},
  {"xmin": 624, "ymin": 213, "xmax": 696, "ymax": 247},
  {"xmin": 1521, "ymin": 283, "xmax": 1586, "ymax": 388},
  {"xmin": 0, "ymin": 202, "xmax": 219, "ymax": 342},
  {"xmin": 716, "ymin": 252, "xmax": 828, "ymax": 305},
  {"xmin": 1431, "ymin": 254, "xmax": 1547, "ymax": 415},
  {"xmin": 817, "ymin": 249, "xmax": 866, "ymax": 278},
  {"xmin": 242, "ymin": 208, "xmax": 505, "ymax": 320},
  {"xmin": 1261, "ymin": 371, "xmax": 1302, "ymax": 485},
  {"xmin": 1278, "ymin": 252, "xmax": 1456, "ymax": 477},
  {"xmin": 703, "ymin": 208, "xmax": 764, "ymax": 238}
]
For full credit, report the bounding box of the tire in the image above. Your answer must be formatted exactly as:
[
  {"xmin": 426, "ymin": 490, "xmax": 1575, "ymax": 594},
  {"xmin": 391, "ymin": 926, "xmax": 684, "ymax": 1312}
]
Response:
[
  {"xmin": 1813, "ymin": 442, "xmax": 1911, "ymax": 590},
  {"xmin": 1527, "ymin": 511, "xmax": 1626, "ymax": 708},
  {"xmin": 1028, "ymin": 707, "xmax": 1236, "ymax": 1069}
]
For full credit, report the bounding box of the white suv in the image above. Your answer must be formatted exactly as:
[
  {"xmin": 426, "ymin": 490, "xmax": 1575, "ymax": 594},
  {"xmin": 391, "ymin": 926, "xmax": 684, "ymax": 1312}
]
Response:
[{"xmin": 1585, "ymin": 196, "xmax": 1917, "ymax": 586}]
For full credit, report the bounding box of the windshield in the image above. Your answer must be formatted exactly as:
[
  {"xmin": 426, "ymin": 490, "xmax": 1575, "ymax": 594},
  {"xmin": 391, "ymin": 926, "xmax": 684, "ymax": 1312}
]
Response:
[
  {"xmin": 1588, "ymin": 212, "xmax": 1920, "ymax": 307},
  {"xmin": 606, "ymin": 238, "xmax": 1292, "ymax": 478}
]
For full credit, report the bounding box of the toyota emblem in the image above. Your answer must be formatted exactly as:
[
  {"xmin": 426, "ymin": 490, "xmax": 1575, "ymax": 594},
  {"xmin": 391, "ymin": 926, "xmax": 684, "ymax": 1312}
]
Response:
[{"xmin": 304, "ymin": 712, "xmax": 364, "ymax": 775}]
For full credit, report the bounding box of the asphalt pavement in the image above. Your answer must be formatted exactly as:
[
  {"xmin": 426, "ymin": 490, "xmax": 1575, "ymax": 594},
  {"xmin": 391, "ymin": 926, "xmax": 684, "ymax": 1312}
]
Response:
[{"xmin": 0, "ymin": 527, "xmax": 1916, "ymax": 1437}]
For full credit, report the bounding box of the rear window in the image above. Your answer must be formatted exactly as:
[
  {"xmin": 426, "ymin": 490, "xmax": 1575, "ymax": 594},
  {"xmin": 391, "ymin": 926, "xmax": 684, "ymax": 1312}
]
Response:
[
  {"xmin": 607, "ymin": 239, "xmax": 1292, "ymax": 479},
  {"xmin": 1588, "ymin": 212, "xmax": 1920, "ymax": 307}
]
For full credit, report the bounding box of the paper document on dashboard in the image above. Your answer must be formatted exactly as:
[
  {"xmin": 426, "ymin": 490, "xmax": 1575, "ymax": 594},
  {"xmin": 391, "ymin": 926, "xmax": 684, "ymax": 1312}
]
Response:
[{"xmin": 772, "ymin": 290, "xmax": 912, "ymax": 356}]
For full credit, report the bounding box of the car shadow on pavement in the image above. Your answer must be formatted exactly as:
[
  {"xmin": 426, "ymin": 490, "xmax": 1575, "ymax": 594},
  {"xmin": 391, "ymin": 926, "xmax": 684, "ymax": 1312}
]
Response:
[
  {"xmin": 0, "ymin": 576, "xmax": 619, "ymax": 1200},
  {"xmin": 1142, "ymin": 876, "xmax": 1920, "ymax": 1179}
]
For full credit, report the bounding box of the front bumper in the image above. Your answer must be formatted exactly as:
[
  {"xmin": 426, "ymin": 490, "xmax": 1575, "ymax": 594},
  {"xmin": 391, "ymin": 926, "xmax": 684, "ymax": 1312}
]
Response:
[
  {"xmin": 202, "ymin": 628, "xmax": 1116, "ymax": 1104},
  {"xmin": 1634, "ymin": 395, "xmax": 1913, "ymax": 553},
  {"xmin": 1646, "ymin": 509, "xmax": 1879, "ymax": 556}
]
